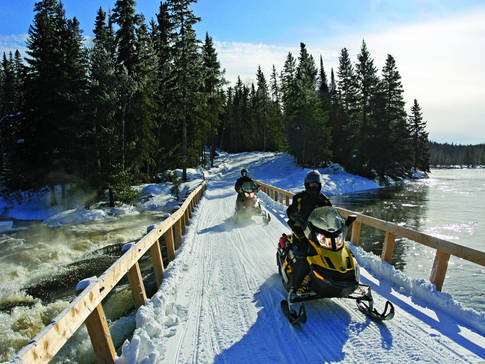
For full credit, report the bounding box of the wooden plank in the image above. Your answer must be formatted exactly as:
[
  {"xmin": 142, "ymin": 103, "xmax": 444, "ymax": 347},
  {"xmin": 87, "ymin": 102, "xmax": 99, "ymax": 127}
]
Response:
[
  {"xmin": 350, "ymin": 221, "xmax": 362, "ymax": 246},
  {"xmin": 165, "ymin": 226, "xmax": 175, "ymax": 262},
  {"xmin": 84, "ymin": 304, "xmax": 116, "ymax": 364},
  {"xmin": 127, "ymin": 262, "xmax": 147, "ymax": 309},
  {"xmin": 149, "ymin": 239, "xmax": 164, "ymax": 287},
  {"xmin": 381, "ymin": 232, "xmax": 396, "ymax": 264},
  {"xmin": 335, "ymin": 207, "xmax": 485, "ymax": 266},
  {"xmin": 430, "ymin": 250, "xmax": 451, "ymax": 291}
]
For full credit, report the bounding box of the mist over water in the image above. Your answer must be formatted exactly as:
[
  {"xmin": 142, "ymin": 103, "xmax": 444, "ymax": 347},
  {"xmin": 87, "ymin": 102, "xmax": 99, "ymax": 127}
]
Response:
[
  {"xmin": 331, "ymin": 168, "xmax": 485, "ymax": 313},
  {"xmin": 0, "ymin": 212, "xmax": 166, "ymax": 362}
]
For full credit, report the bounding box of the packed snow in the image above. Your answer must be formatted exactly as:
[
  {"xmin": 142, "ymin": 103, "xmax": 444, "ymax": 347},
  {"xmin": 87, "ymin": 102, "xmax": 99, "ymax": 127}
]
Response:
[{"xmin": 107, "ymin": 151, "xmax": 483, "ymax": 363}]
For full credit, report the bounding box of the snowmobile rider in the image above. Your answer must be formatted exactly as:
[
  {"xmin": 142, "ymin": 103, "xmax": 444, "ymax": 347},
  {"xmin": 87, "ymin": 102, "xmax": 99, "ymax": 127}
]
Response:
[
  {"xmin": 234, "ymin": 169, "xmax": 259, "ymax": 209},
  {"xmin": 287, "ymin": 170, "xmax": 332, "ymax": 294}
]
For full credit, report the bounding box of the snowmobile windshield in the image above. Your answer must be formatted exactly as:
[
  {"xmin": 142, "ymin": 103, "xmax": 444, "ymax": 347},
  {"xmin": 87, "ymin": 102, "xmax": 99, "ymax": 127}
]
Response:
[
  {"xmin": 241, "ymin": 181, "xmax": 256, "ymax": 193},
  {"xmin": 306, "ymin": 206, "xmax": 345, "ymax": 238}
]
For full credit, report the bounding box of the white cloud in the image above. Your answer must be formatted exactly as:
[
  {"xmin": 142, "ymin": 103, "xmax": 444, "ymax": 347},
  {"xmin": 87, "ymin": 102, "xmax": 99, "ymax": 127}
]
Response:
[
  {"xmin": 214, "ymin": 8, "xmax": 485, "ymax": 144},
  {"xmin": 0, "ymin": 34, "xmax": 28, "ymax": 56}
]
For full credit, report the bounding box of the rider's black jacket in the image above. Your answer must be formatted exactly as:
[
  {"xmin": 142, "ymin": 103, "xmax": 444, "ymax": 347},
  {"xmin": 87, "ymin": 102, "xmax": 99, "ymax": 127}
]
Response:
[{"xmin": 287, "ymin": 190, "xmax": 332, "ymax": 237}]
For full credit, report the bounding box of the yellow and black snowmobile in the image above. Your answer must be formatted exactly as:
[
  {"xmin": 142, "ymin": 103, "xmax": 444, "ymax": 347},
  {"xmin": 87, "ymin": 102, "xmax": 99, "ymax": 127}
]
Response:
[{"xmin": 277, "ymin": 206, "xmax": 394, "ymax": 325}]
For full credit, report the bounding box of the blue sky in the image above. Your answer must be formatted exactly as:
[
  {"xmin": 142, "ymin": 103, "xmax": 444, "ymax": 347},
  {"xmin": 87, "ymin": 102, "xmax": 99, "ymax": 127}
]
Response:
[{"xmin": 1, "ymin": 0, "xmax": 484, "ymax": 145}]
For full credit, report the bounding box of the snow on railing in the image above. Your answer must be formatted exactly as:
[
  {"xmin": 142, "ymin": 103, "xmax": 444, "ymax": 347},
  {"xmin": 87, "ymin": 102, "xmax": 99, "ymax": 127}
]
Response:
[
  {"xmin": 255, "ymin": 180, "xmax": 485, "ymax": 292},
  {"xmin": 11, "ymin": 181, "xmax": 207, "ymax": 364}
]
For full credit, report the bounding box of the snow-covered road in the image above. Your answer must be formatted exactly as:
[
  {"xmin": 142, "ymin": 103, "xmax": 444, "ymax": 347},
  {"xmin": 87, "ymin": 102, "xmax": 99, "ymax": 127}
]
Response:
[{"xmin": 116, "ymin": 155, "xmax": 485, "ymax": 363}]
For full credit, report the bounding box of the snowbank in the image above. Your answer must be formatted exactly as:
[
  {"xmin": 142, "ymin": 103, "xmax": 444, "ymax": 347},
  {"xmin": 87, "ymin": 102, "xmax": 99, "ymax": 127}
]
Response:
[{"xmin": 0, "ymin": 153, "xmax": 384, "ymax": 227}]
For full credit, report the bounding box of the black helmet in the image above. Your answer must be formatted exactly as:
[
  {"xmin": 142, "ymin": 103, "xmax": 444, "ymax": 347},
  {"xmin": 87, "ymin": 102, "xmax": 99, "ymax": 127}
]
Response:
[
  {"xmin": 241, "ymin": 169, "xmax": 248, "ymax": 177},
  {"xmin": 304, "ymin": 170, "xmax": 321, "ymax": 191}
]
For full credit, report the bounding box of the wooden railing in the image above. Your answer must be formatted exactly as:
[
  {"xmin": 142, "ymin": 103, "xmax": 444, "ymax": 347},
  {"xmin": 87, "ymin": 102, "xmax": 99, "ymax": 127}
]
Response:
[
  {"xmin": 13, "ymin": 181, "xmax": 206, "ymax": 364},
  {"xmin": 256, "ymin": 180, "xmax": 485, "ymax": 292}
]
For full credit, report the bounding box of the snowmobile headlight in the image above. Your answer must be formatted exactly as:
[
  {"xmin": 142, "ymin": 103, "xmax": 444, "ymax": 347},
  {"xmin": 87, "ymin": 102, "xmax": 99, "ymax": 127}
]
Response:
[
  {"xmin": 315, "ymin": 232, "xmax": 331, "ymax": 248},
  {"xmin": 315, "ymin": 232, "xmax": 345, "ymax": 250},
  {"xmin": 244, "ymin": 192, "xmax": 250, "ymax": 198},
  {"xmin": 249, "ymin": 192, "xmax": 255, "ymax": 198}
]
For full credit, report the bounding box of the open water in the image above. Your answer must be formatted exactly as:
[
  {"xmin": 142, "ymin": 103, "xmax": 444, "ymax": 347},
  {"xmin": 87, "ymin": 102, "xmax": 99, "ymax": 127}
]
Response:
[{"xmin": 332, "ymin": 168, "xmax": 485, "ymax": 314}]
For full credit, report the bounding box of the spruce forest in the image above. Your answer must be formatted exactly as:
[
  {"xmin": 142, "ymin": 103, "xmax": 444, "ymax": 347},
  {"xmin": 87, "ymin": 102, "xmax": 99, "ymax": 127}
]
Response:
[{"xmin": 0, "ymin": 0, "xmax": 438, "ymax": 206}]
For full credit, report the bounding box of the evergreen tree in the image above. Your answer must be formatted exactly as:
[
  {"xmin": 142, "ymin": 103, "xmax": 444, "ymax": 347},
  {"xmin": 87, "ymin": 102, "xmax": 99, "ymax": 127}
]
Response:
[
  {"xmin": 292, "ymin": 43, "xmax": 331, "ymax": 166},
  {"xmin": 318, "ymin": 55, "xmax": 329, "ymax": 104},
  {"xmin": 408, "ymin": 99, "xmax": 430, "ymax": 171},
  {"xmin": 153, "ymin": 1, "xmax": 177, "ymax": 171},
  {"xmin": 379, "ymin": 54, "xmax": 411, "ymax": 178},
  {"xmin": 1, "ymin": 52, "xmax": 25, "ymax": 192},
  {"xmin": 201, "ymin": 33, "xmax": 225, "ymax": 167},
  {"xmin": 112, "ymin": 0, "xmax": 138, "ymax": 74},
  {"xmin": 280, "ymin": 52, "xmax": 297, "ymax": 118},
  {"xmin": 88, "ymin": 23, "xmax": 122, "ymax": 203},
  {"xmin": 269, "ymin": 64, "xmax": 285, "ymax": 151},
  {"xmin": 255, "ymin": 65, "xmax": 270, "ymax": 150},
  {"xmin": 336, "ymin": 47, "xmax": 357, "ymax": 114},
  {"xmin": 355, "ymin": 39, "xmax": 379, "ymax": 175},
  {"xmin": 130, "ymin": 19, "xmax": 158, "ymax": 180},
  {"xmin": 166, "ymin": 0, "xmax": 202, "ymax": 180},
  {"xmin": 336, "ymin": 48, "xmax": 358, "ymax": 171},
  {"xmin": 23, "ymin": 0, "xmax": 88, "ymax": 201}
]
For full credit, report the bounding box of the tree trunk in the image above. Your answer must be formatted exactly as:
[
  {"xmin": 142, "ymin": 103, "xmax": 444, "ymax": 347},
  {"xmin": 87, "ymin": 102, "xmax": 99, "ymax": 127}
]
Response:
[
  {"xmin": 49, "ymin": 185, "xmax": 57, "ymax": 206},
  {"xmin": 109, "ymin": 188, "xmax": 115, "ymax": 207}
]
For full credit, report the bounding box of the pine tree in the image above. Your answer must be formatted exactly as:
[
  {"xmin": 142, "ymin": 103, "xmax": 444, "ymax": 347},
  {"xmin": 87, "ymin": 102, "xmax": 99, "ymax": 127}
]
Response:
[
  {"xmin": 269, "ymin": 64, "xmax": 285, "ymax": 151},
  {"xmin": 336, "ymin": 48, "xmax": 359, "ymax": 171},
  {"xmin": 130, "ymin": 19, "xmax": 157, "ymax": 180},
  {"xmin": 336, "ymin": 48, "xmax": 357, "ymax": 115},
  {"xmin": 201, "ymin": 33, "xmax": 225, "ymax": 167},
  {"xmin": 255, "ymin": 65, "xmax": 270, "ymax": 150},
  {"xmin": 112, "ymin": 0, "xmax": 138, "ymax": 74},
  {"xmin": 0, "ymin": 52, "xmax": 25, "ymax": 192},
  {"xmin": 318, "ymin": 55, "xmax": 329, "ymax": 104},
  {"xmin": 166, "ymin": 0, "xmax": 202, "ymax": 180},
  {"xmin": 379, "ymin": 54, "xmax": 411, "ymax": 178},
  {"xmin": 355, "ymin": 39, "xmax": 379, "ymax": 175},
  {"xmin": 153, "ymin": 1, "xmax": 177, "ymax": 171},
  {"xmin": 293, "ymin": 43, "xmax": 331, "ymax": 166},
  {"xmin": 23, "ymin": 0, "xmax": 87, "ymax": 199},
  {"xmin": 408, "ymin": 99, "xmax": 430, "ymax": 172}
]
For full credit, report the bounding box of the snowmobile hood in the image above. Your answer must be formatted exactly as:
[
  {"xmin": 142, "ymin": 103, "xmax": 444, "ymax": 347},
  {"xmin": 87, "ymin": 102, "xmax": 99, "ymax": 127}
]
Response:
[{"xmin": 306, "ymin": 207, "xmax": 345, "ymax": 238}]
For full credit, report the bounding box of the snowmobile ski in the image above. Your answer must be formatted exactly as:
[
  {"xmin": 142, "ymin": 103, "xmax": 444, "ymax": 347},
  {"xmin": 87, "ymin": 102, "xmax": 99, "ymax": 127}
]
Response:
[
  {"xmin": 356, "ymin": 299, "xmax": 395, "ymax": 321},
  {"xmin": 281, "ymin": 299, "xmax": 307, "ymax": 325}
]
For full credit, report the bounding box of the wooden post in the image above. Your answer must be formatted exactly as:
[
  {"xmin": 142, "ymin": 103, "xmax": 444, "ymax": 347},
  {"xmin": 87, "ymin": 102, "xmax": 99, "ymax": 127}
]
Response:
[
  {"xmin": 274, "ymin": 190, "xmax": 278, "ymax": 201},
  {"xmin": 175, "ymin": 218, "xmax": 183, "ymax": 248},
  {"xmin": 184, "ymin": 209, "xmax": 189, "ymax": 226},
  {"xmin": 126, "ymin": 262, "xmax": 147, "ymax": 308},
  {"xmin": 188, "ymin": 201, "xmax": 192, "ymax": 218},
  {"xmin": 285, "ymin": 194, "xmax": 290, "ymax": 206},
  {"xmin": 84, "ymin": 304, "xmax": 116, "ymax": 364},
  {"xmin": 381, "ymin": 231, "xmax": 396, "ymax": 264},
  {"xmin": 350, "ymin": 221, "xmax": 361, "ymax": 246},
  {"xmin": 165, "ymin": 226, "xmax": 175, "ymax": 262},
  {"xmin": 149, "ymin": 239, "xmax": 164, "ymax": 287},
  {"xmin": 430, "ymin": 250, "xmax": 450, "ymax": 291},
  {"xmin": 279, "ymin": 191, "xmax": 283, "ymax": 203}
]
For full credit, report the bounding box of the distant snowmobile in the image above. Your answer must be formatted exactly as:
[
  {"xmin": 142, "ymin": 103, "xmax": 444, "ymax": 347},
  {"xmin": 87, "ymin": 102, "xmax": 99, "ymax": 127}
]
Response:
[
  {"xmin": 277, "ymin": 206, "xmax": 394, "ymax": 325},
  {"xmin": 233, "ymin": 181, "xmax": 271, "ymax": 225}
]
